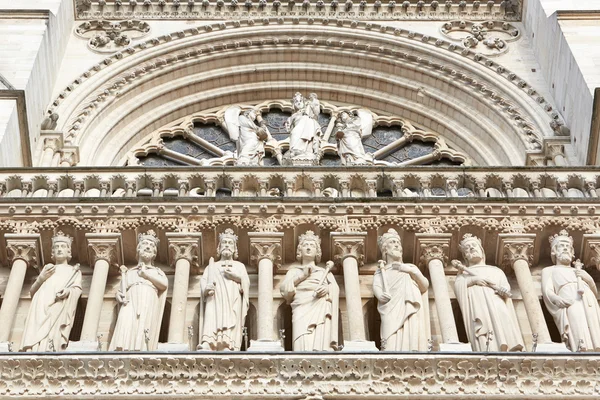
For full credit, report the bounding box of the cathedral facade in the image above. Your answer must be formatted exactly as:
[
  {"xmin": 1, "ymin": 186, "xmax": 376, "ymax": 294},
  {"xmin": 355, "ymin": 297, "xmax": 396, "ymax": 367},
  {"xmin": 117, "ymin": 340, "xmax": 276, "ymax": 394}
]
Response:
[{"xmin": 0, "ymin": 0, "xmax": 600, "ymax": 398}]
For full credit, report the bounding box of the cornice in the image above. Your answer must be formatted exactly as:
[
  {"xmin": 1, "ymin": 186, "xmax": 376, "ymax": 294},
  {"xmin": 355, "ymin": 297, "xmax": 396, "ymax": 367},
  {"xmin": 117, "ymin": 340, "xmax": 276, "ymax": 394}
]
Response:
[
  {"xmin": 0, "ymin": 352, "xmax": 597, "ymax": 397},
  {"xmin": 556, "ymin": 10, "xmax": 600, "ymax": 21},
  {"xmin": 74, "ymin": 0, "xmax": 522, "ymax": 21}
]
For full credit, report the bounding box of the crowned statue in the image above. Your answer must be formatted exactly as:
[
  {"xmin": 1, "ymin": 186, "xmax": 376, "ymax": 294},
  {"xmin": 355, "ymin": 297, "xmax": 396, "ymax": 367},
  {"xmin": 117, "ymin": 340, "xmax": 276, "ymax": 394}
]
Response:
[
  {"xmin": 453, "ymin": 234, "xmax": 524, "ymax": 351},
  {"xmin": 280, "ymin": 230, "xmax": 339, "ymax": 351},
  {"xmin": 374, "ymin": 229, "xmax": 429, "ymax": 351},
  {"xmin": 198, "ymin": 229, "xmax": 250, "ymax": 351},
  {"xmin": 284, "ymin": 92, "xmax": 323, "ymax": 164},
  {"xmin": 21, "ymin": 232, "xmax": 82, "ymax": 352},
  {"xmin": 542, "ymin": 230, "xmax": 600, "ymax": 351},
  {"xmin": 109, "ymin": 230, "xmax": 168, "ymax": 351}
]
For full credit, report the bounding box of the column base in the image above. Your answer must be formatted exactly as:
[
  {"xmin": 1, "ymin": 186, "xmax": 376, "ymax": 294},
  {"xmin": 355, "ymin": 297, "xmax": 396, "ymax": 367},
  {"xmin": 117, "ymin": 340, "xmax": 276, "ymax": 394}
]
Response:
[
  {"xmin": 0, "ymin": 342, "xmax": 12, "ymax": 352},
  {"xmin": 535, "ymin": 342, "xmax": 570, "ymax": 353},
  {"xmin": 342, "ymin": 340, "xmax": 378, "ymax": 352},
  {"xmin": 248, "ymin": 339, "xmax": 285, "ymax": 352},
  {"xmin": 157, "ymin": 343, "xmax": 190, "ymax": 352},
  {"xmin": 438, "ymin": 342, "xmax": 473, "ymax": 352},
  {"xmin": 66, "ymin": 341, "xmax": 101, "ymax": 352}
]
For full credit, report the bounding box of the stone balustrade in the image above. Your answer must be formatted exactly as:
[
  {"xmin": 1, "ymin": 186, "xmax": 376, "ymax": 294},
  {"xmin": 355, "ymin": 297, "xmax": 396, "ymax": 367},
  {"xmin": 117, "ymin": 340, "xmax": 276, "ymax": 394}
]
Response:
[{"xmin": 0, "ymin": 166, "xmax": 599, "ymax": 200}]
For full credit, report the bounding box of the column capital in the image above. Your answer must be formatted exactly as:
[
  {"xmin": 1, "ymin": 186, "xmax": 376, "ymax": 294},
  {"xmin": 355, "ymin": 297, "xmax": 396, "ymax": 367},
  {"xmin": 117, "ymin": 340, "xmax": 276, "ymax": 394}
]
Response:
[
  {"xmin": 496, "ymin": 233, "xmax": 536, "ymax": 270},
  {"xmin": 581, "ymin": 234, "xmax": 600, "ymax": 270},
  {"xmin": 248, "ymin": 232, "xmax": 284, "ymax": 268},
  {"xmin": 5, "ymin": 233, "xmax": 41, "ymax": 268},
  {"xmin": 86, "ymin": 233, "xmax": 123, "ymax": 267},
  {"xmin": 166, "ymin": 232, "xmax": 203, "ymax": 267},
  {"xmin": 330, "ymin": 232, "xmax": 367, "ymax": 266},
  {"xmin": 414, "ymin": 233, "xmax": 452, "ymax": 269}
]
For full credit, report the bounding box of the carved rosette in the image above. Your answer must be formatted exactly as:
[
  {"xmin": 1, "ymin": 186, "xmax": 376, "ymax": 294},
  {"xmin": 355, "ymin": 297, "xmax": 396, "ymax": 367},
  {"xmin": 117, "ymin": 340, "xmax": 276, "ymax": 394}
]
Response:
[
  {"xmin": 330, "ymin": 233, "xmax": 367, "ymax": 266},
  {"xmin": 5, "ymin": 234, "xmax": 41, "ymax": 268}
]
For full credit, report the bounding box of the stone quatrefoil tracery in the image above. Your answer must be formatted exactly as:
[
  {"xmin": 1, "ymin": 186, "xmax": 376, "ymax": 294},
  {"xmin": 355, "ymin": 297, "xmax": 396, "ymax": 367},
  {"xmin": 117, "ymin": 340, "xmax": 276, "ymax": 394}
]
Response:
[
  {"xmin": 125, "ymin": 100, "xmax": 469, "ymax": 167},
  {"xmin": 46, "ymin": 18, "xmax": 564, "ymax": 167}
]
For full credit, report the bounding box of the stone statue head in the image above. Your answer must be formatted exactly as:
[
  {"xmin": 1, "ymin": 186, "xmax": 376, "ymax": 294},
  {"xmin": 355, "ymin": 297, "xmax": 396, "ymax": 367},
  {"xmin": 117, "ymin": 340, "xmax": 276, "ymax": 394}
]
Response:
[
  {"xmin": 243, "ymin": 109, "xmax": 257, "ymax": 121},
  {"xmin": 137, "ymin": 230, "xmax": 159, "ymax": 264},
  {"xmin": 339, "ymin": 111, "xmax": 351, "ymax": 123},
  {"xmin": 296, "ymin": 230, "xmax": 322, "ymax": 263},
  {"xmin": 459, "ymin": 234, "xmax": 486, "ymax": 266},
  {"xmin": 218, "ymin": 228, "xmax": 238, "ymax": 260},
  {"xmin": 51, "ymin": 231, "xmax": 73, "ymax": 263},
  {"xmin": 378, "ymin": 228, "xmax": 403, "ymax": 263},
  {"xmin": 549, "ymin": 230, "xmax": 575, "ymax": 265},
  {"xmin": 292, "ymin": 92, "xmax": 304, "ymax": 111},
  {"xmin": 308, "ymin": 93, "xmax": 318, "ymax": 100}
]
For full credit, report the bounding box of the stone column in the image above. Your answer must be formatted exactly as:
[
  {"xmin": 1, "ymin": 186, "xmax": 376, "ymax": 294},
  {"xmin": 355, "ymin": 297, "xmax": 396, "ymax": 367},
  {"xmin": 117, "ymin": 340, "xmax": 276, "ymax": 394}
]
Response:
[
  {"xmin": 415, "ymin": 234, "xmax": 471, "ymax": 351},
  {"xmin": 40, "ymin": 136, "xmax": 61, "ymax": 166},
  {"xmin": 248, "ymin": 232, "xmax": 284, "ymax": 351},
  {"xmin": 160, "ymin": 233, "xmax": 202, "ymax": 351},
  {"xmin": 585, "ymin": 181, "xmax": 598, "ymax": 198},
  {"xmin": 497, "ymin": 234, "xmax": 559, "ymax": 350},
  {"xmin": 0, "ymin": 234, "xmax": 40, "ymax": 351},
  {"xmin": 69, "ymin": 233, "xmax": 122, "ymax": 351},
  {"xmin": 331, "ymin": 232, "xmax": 377, "ymax": 351},
  {"xmin": 547, "ymin": 143, "xmax": 567, "ymax": 166}
]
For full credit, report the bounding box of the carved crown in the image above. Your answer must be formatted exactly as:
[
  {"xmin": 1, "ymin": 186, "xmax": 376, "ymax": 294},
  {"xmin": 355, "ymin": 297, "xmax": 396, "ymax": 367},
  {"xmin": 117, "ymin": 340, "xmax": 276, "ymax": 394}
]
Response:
[
  {"xmin": 549, "ymin": 229, "xmax": 573, "ymax": 247},
  {"xmin": 52, "ymin": 231, "xmax": 73, "ymax": 246},
  {"xmin": 219, "ymin": 228, "xmax": 238, "ymax": 243},
  {"xmin": 138, "ymin": 229, "xmax": 160, "ymax": 246},
  {"xmin": 378, "ymin": 228, "xmax": 400, "ymax": 250},
  {"xmin": 298, "ymin": 230, "xmax": 320, "ymax": 246},
  {"xmin": 459, "ymin": 233, "xmax": 482, "ymax": 252}
]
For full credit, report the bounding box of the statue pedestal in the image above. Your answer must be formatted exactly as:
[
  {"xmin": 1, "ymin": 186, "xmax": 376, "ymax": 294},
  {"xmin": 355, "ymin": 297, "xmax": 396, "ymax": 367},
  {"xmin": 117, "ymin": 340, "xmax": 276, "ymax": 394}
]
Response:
[
  {"xmin": 247, "ymin": 339, "xmax": 284, "ymax": 352},
  {"xmin": 342, "ymin": 340, "xmax": 378, "ymax": 352},
  {"xmin": 283, "ymin": 153, "xmax": 320, "ymax": 166},
  {"xmin": 157, "ymin": 343, "xmax": 190, "ymax": 352},
  {"xmin": 535, "ymin": 343, "xmax": 570, "ymax": 353},
  {"xmin": 438, "ymin": 342, "xmax": 473, "ymax": 352},
  {"xmin": 66, "ymin": 341, "xmax": 100, "ymax": 352}
]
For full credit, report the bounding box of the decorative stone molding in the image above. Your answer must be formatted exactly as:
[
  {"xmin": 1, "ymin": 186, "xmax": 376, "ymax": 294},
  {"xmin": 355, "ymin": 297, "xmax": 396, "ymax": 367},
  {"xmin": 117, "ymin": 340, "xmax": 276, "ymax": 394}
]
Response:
[
  {"xmin": 75, "ymin": 0, "xmax": 521, "ymax": 21},
  {"xmin": 5, "ymin": 234, "xmax": 41, "ymax": 268},
  {"xmin": 0, "ymin": 352, "xmax": 597, "ymax": 397},
  {"xmin": 581, "ymin": 234, "xmax": 600, "ymax": 270},
  {"xmin": 45, "ymin": 18, "xmax": 561, "ymax": 166},
  {"xmin": 166, "ymin": 232, "xmax": 203, "ymax": 267},
  {"xmin": 249, "ymin": 238, "xmax": 282, "ymax": 267},
  {"xmin": 416, "ymin": 237, "xmax": 449, "ymax": 267},
  {"xmin": 497, "ymin": 236, "xmax": 534, "ymax": 269},
  {"xmin": 440, "ymin": 20, "xmax": 520, "ymax": 57},
  {"xmin": 75, "ymin": 20, "xmax": 151, "ymax": 53}
]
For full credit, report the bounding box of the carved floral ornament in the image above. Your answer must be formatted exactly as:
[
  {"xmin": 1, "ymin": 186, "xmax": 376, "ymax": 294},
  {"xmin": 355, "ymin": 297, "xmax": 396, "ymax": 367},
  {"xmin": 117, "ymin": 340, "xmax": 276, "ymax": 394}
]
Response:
[
  {"xmin": 123, "ymin": 99, "xmax": 469, "ymax": 167},
  {"xmin": 0, "ymin": 353, "xmax": 599, "ymax": 397},
  {"xmin": 75, "ymin": 0, "xmax": 521, "ymax": 21},
  {"xmin": 75, "ymin": 19, "xmax": 151, "ymax": 53},
  {"xmin": 47, "ymin": 18, "xmax": 564, "ymax": 166},
  {"xmin": 440, "ymin": 19, "xmax": 520, "ymax": 57}
]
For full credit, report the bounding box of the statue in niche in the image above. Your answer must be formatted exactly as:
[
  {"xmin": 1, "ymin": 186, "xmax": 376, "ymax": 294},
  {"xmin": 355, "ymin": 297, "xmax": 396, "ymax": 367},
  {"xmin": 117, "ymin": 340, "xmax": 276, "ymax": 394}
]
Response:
[
  {"xmin": 374, "ymin": 229, "xmax": 429, "ymax": 351},
  {"xmin": 334, "ymin": 110, "xmax": 375, "ymax": 166},
  {"xmin": 542, "ymin": 230, "xmax": 600, "ymax": 351},
  {"xmin": 224, "ymin": 107, "xmax": 282, "ymax": 166},
  {"xmin": 453, "ymin": 234, "xmax": 524, "ymax": 351},
  {"xmin": 198, "ymin": 229, "xmax": 250, "ymax": 351},
  {"xmin": 109, "ymin": 230, "xmax": 168, "ymax": 351},
  {"xmin": 284, "ymin": 92, "xmax": 322, "ymax": 164},
  {"xmin": 280, "ymin": 230, "xmax": 339, "ymax": 351},
  {"xmin": 21, "ymin": 232, "xmax": 82, "ymax": 352}
]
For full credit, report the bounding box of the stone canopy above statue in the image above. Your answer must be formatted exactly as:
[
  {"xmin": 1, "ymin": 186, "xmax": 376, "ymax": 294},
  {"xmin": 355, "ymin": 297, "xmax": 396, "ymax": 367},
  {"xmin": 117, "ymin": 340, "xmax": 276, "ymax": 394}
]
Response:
[{"xmin": 125, "ymin": 94, "xmax": 470, "ymax": 168}]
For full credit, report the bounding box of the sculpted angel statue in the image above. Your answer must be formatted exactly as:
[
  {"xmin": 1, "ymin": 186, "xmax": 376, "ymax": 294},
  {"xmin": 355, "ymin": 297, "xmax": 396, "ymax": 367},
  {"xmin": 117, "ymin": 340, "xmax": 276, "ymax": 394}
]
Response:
[
  {"xmin": 453, "ymin": 234, "xmax": 524, "ymax": 351},
  {"xmin": 109, "ymin": 230, "xmax": 168, "ymax": 351},
  {"xmin": 542, "ymin": 230, "xmax": 600, "ymax": 351},
  {"xmin": 285, "ymin": 92, "xmax": 322, "ymax": 161},
  {"xmin": 224, "ymin": 107, "xmax": 282, "ymax": 165},
  {"xmin": 334, "ymin": 110, "xmax": 375, "ymax": 166},
  {"xmin": 280, "ymin": 230, "xmax": 339, "ymax": 351},
  {"xmin": 198, "ymin": 229, "xmax": 250, "ymax": 351},
  {"xmin": 374, "ymin": 229, "xmax": 429, "ymax": 351},
  {"xmin": 21, "ymin": 232, "xmax": 82, "ymax": 352}
]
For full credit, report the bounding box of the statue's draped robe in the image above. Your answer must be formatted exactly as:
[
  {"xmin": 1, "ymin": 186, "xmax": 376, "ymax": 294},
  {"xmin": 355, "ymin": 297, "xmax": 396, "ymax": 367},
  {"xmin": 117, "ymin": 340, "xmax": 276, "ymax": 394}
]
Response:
[
  {"xmin": 199, "ymin": 260, "xmax": 250, "ymax": 350},
  {"xmin": 374, "ymin": 264, "xmax": 428, "ymax": 351},
  {"xmin": 21, "ymin": 264, "xmax": 82, "ymax": 351},
  {"xmin": 281, "ymin": 264, "xmax": 339, "ymax": 351},
  {"xmin": 542, "ymin": 266, "xmax": 600, "ymax": 350},
  {"xmin": 237, "ymin": 115, "xmax": 264, "ymax": 165},
  {"xmin": 109, "ymin": 266, "xmax": 167, "ymax": 351},
  {"xmin": 288, "ymin": 112, "xmax": 321, "ymax": 157},
  {"xmin": 336, "ymin": 119, "xmax": 369, "ymax": 165},
  {"xmin": 454, "ymin": 265, "xmax": 524, "ymax": 351}
]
